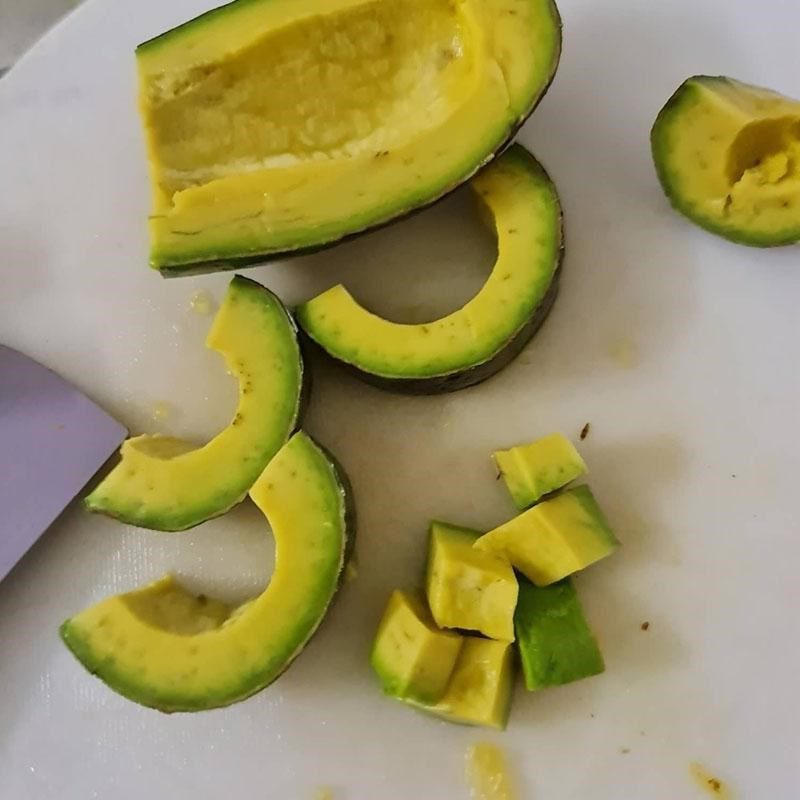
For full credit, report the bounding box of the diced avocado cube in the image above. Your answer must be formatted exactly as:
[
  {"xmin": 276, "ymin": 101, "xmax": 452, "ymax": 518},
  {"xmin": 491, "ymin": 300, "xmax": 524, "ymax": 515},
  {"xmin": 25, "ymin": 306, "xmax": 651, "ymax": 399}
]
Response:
[
  {"xmin": 493, "ymin": 433, "xmax": 587, "ymax": 509},
  {"xmin": 514, "ymin": 577, "xmax": 604, "ymax": 691},
  {"xmin": 423, "ymin": 637, "xmax": 515, "ymax": 730},
  {"xmin": 474, "ymin": 485, "xmax": 619, "ymax": 586},
  {"xmin": 426, "ymin": 521, "xmax": 518, "ymax": 642},
  {"xmin": 370, "ymin": 590, "xmax": 464, "ymax": 704}
]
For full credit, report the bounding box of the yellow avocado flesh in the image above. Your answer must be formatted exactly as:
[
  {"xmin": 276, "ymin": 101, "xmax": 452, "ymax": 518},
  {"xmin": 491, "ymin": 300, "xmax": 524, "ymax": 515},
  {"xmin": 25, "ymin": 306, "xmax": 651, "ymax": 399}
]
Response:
[
  {"xmin": 652, "ymin": 75, "xmax": 800, "ymax": 245},
  {"xmin": 136, "ymin": 0, "xmax": 561, "ymax": 270},
  {"xmin": 474, "ymin": 486, "xmax": 618, "ymax": 586},
  {"xmin": 61, "ymin": 432, "xmax": 350, "ymax": 711},
  {"xmin": 371, "ymin": 590, "xmax": 463, "ymax": 704},
  {"xmin": 415, "ymin": 637, "xmax": 514, "ymax": 730},
  {"xmin": 84, "ymin": 276, "xmax": 303, "ymax": 531},
  {"xmin": 426, "ymin": 521, "xmax": 518, "ymax": 642},
  {"xmin": 296, "ymin": 145, "xmax": 561, "ymax": 380},
  {"xmin": 493, "ymin": 432, "xmax": 587, "ymax": 510}
]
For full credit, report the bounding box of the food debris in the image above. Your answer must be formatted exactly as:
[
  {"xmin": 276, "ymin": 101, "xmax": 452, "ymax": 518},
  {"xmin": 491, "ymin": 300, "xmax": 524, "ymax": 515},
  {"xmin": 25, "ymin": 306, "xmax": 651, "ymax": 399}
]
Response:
[
  {"xmin": 465, "ymin": 742, "xmax": 516, "ymax": 800},
  {"xmin": 579, "ymin": 423, "xmax": 591, "ymax": 440},
  {"xmin": 689, "ymin": 762, "xmax": 731, "ymax": 797},
  {"xmin": 641, "ymin": 621, "xmax": 650, "ymax": 631},
  {"xmin": 152, "ymin": 402, "xmax": 171, "ymax": 422},
  {"xmin": 189, "ymin": 289, "xmax": 214, "ymax": 315},
  {"xmin": 312, "ymin": 787, "xmax": 333, "ymax": 800},
  {"xmin": 620, "ymin": 748, "xmax": 631, "ymax": 755},
  {"xmin": 607, "ymin": 337, "xmax": 639, "ymax": 369}
]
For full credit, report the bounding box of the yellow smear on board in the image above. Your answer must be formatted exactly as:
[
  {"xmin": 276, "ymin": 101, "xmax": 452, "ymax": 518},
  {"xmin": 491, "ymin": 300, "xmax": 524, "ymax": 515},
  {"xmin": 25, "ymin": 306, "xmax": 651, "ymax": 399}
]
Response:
[
  {"xmin": 465, "ymin": 742, "xmax": 516, "ymax": 800},
  {"xmin": 151, "ymin": 401, "xmax": 171, "ymax": 422},
  {"xmin": 607, "ymin": 336, "xmax": 639, "ymax": 369},
  {"xmin": 189, "ymin": 289, "xmax": 215, "ymax": 315},
  {"xmin": 312, "ymin": 788, "xmax": 334, "ymax": 800},
  {"xmin": 689, "ymin": 762, "xmax": 732, "ymax": 798}
]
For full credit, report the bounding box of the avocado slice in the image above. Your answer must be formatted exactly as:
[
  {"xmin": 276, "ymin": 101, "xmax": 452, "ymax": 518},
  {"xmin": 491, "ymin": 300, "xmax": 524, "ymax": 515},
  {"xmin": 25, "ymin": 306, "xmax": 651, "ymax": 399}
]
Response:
[
  {"xmin": 296, "ymin": 145, "xmax": 563, "ymax": 393},
  {"xmin": 651, "ymin": 75, "xmax": 800, "ymax": 246},
  {"xmin": 426, "ymin": 521, "xmax": 518, "ymax": 642},
  {"xmin": 85, "ymin": 276, "xmax": 305, "ymax": 531},
  {"xmin": 371, "ymin": 590, "xmax": 463, "ymax": 704},
  {"xmin": 493, "ymin": 432, "xmax": 587, "ymax": 510},
  {"xmin": 61, "ymin": 431, "xmax": 353, "ymax": 711},
  {"xmin": 474, "ymin": 485, "xmax": 619, "ymax": 586},
  {"xmin": 514, "ymin": 577, "xmax": 604, "ymax": 691},
  {"xmin": 137, "ymin": 0, "xmax": 562, "ymax": 274},
  {"xmin": 413, "ymin": 637, "xmax": 515, "ymax": 730}
]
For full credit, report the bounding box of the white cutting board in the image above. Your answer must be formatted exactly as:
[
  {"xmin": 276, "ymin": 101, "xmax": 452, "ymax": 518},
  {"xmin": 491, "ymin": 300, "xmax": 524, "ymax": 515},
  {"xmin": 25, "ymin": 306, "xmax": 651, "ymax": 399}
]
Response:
[{"xmin": 1, "ymin": 0, "xmax": 798, "ymax": 797}]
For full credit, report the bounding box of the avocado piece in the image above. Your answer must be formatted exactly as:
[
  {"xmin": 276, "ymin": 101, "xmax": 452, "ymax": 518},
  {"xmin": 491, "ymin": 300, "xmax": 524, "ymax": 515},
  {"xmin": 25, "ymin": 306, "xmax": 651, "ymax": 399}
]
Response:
[
  {"xmin": 296, "ymin": 145, "xmax": 563, "ymax": 393},
  {"xmin": 414, "ymin": 637, "xmax": 515, "ymax": 730},
  {"xmin": 493, "ymin": 432, "xmax": 587, "ymax": 510},
  {"xmin": 370, "ymin": 590, "xmax": 463, "ymax": 704},
  {"xmin": 85, "ymin": 276, "xmax": 305, "ymax": 531},
  {"xmin": 136, "ymin": 0, "xmax": 562, "ymax": 275},
  {"xmin": 514, "ymin": 577, "xmax": 604, "ymax": 691},
  {"xmin": 651, "ymin": 75, "xmax": 800, "ymax": 246},
  {"xmin": 426, "ymin": 521, "xmax": 518, "ymax": 642},
  {"xmin": 61, "ymin": 431, "xmax": 354, "ymax": 711},
  {"xmin": 474, "ymin": 485, "xmax": 618, "ymax": 586}
]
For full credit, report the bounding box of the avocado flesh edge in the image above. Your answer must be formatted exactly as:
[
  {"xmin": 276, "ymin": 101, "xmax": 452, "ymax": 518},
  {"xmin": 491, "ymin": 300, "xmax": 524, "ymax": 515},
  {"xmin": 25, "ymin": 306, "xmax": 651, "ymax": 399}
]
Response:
[
  {"xmin": 61, "ymin": 432, "xmax": 355, "ymax": 712},
  {"xmin": 296, "ymin": 145, "xmax": 563, "ymax": 394},
  {"xmin": 83, "ymin": 276, "xmax": 306, "ymax": 531},
  {"xmin": 137, "ymin": 0, "xmax": 563, "ymax": 274},
  {"xmin": 651, "ymin": 75, "xmax": 800, "ymax": 246}
]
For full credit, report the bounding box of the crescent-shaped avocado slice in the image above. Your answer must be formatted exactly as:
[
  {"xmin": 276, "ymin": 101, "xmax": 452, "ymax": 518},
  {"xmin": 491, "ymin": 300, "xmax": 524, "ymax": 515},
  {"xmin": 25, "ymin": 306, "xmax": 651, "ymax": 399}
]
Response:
[
  {"xmin": 85, "ymin": 276, "xmax": 305, "ymax": 531},
  {"xmin": 295, "ymin": 145, "xmax": 563, "ymax": 393},
  {"xmin": 62, "ymin": 431, "xmax": 354, "ymax": 712},
  {"xmin": 136, "ymin": 0, "xmax": 562, "ymax": 274},
  {"xmin": 651, "ymin": 75, "xmax": 800, "ymax": 246}
]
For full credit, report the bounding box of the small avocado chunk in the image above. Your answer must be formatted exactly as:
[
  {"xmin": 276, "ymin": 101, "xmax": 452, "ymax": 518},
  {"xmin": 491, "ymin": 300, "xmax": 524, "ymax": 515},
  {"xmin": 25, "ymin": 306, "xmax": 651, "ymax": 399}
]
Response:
[
  {"xmin": 371, "ymin": 590, "xmax": 463, "ymax": 704},
  {"xmin": 514, "ymin": 577, "xmax": 604, "ymax": 691},
  {"xmin": 426, "ymin": 521, "xmax": 518, "ymax": 642},
  {"xmin": 421, "ymin": 637, "xmax": 515, "ymax": 730},
  {"xmin": 61, "ymin": 431, "xmax": 353, "ymax": 711},
  {"xmin": 85, "ymin": 276, "xmax": 305, "ymax": 531},
  {"xmin": 651, "ymin": 75, "xmax": 800, "ymax": 246},
  {"xmin": 493, "ymin": 432, "xmax": 587, "ymax": 509},
  {"xmin": 296, "ymin": 145, "xmax": 563, "ymax": 394},
  {"xmin": 474, "ymin": 486, "xmax": 618, "ymax": 586},
  {"xmin": 136, "ymin": 0, "xmax": 562, "ymax": 274}
]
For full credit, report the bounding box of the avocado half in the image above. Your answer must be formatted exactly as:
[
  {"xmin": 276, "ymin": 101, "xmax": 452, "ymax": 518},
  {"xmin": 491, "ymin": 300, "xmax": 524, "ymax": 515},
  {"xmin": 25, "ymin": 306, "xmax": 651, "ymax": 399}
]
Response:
[
  {"xmin": 62, "ymin": 431, "xmax": 354, "ymax": 712},
  {"xmin": 295, "ymin": 144, "xmax": 563, "ymax": 393},
  {"xmin": 136, "ymin": 0, "xmax": 562, "ymax": 274},
  {"xmin": 85, "ymin": 276, "xmax": 306, "ymax": 531},
  {"xmin": 651, "ymin": 75, "xmax": 800, "ymax": 246}
]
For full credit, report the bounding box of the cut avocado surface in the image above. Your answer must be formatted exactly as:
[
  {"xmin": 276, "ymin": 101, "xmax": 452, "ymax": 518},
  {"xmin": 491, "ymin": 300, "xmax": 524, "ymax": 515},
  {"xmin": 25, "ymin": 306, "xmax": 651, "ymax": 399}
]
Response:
[
  {"xmin": 514, "ymin": 577, "xmax": 604, "ymax": 691},
  {"xmin": 652, "ymin": 75, "xmax": 800, "ymax": 246},
  {"xmin": 85, "ymin": 276, "xmax": 304, "ymax": 531},
  {"xmin": 413, "ymin": 637, "xmax": 514, "ymax": 730},
  {"xmin": 62, "ymin": 431, "xmax": 353, "ymax": 712},
  {"xmin": 493, "ymin": 432, "xmax": 586, "ymax": 510},
  {"xmin": 426, "ymin": 521, "xmax": 518, "ymax": 642},
  {"xmin": 296, "ymin": 145, "xmax": 563, "ymax": 393},
  {"xmin": 137, "ymin": 0, "xmax": 562, "ymax": 274},
  {"xmin": 474, "ymin": 485, "xmax": 618, "ymax": 586},
  {"xmin": 371, "ymin": 590, "xmax": 463, "ymax": 704}
]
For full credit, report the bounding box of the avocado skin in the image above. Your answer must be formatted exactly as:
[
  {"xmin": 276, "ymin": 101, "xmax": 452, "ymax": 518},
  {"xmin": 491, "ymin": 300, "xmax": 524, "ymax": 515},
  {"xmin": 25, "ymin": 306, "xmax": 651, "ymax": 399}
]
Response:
[
  {"xmin": 650, "ymin": 75, "xmax": 800, "ymax": 247},
  {"xmin": 144, "ymin": 1, "xmax": 563, "ymax": 277},
  {"xmin": 60, "ymin": 435, "xmax": 355, "ymax": 713},
  {"xmin": 300, "ymin": 252, "xmax": 562, "ymax": 396}
]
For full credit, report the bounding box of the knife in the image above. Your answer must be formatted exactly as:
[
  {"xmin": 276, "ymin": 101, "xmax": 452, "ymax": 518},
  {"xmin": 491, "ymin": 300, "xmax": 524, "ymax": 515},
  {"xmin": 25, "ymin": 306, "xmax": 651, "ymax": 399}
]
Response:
[{"xmin": 0, "ymin": 345, "xmax": 127, "ymax": 583}]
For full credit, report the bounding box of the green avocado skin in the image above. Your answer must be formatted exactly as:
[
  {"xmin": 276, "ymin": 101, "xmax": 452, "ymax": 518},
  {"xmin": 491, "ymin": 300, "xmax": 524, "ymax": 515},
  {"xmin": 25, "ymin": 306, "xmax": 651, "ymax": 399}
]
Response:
[
  {"xmin": 650, "ymin": 75, "xmax": 800, "ymax": 247},
  {"xmin": 514, "ymin": 577, "xmax": 604, "ymax": 691},
  {"xmin": 61, "ymin": 437, "xmax": 356, "ymax": 713}
]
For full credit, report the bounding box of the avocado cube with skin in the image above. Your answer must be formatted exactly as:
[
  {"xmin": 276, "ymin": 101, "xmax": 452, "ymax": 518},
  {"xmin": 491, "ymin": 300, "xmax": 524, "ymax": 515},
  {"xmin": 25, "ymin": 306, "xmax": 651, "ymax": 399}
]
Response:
[
  {"xmin": 424, "ymin": 637, "xmax": 515, "ymax": 730},
  {"xmin": 493, "ymin": 432, "xmax": 587, "ymax": 509},
  {"xmin": 371, "ymin": 590, "xmax": 464, "ymax": 704},
  {"xmin": 474, "ymin": 485, "xmax": 619, "ymax": 586},
  {"xmin": 426, "ymin": 521, "xmax": 518, "ymax": 642},
  {"xmin": 514, "ymin": 577, "xmax": 604, "ymax": 691}
]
